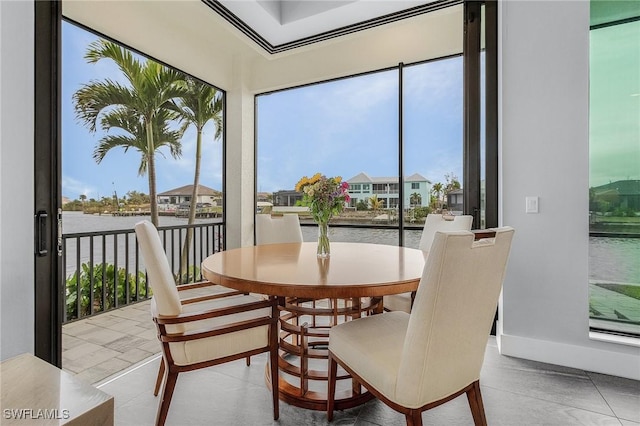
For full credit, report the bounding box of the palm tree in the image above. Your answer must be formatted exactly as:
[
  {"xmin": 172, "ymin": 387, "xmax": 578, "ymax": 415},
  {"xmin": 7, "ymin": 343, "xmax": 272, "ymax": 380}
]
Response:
[
  {"xmin": 431, "ymin": 182, "xmax": 444, "ymax": 211},
  {"xmin": 369, "ymin": 195, "xmax": 384, "ymax": 212},
  {"xmin": 73, "ymin": 39, "xmax": 187, "ymax": 226},
  {"xmin": 173, "ymin": 76, "xmax": 223, "ymax": 276},
  {"xmin": 93, "ymin": 108, "xmax": 184, "ymax": 199},
  {"xmin": 410, "ymin": 192, "xmax": 421, "ymax": 207}
]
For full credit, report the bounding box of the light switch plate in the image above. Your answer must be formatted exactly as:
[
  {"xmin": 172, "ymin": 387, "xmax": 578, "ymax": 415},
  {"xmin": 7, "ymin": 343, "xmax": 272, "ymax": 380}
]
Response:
[{"xmin": 526, "ymin": 196, "xmax": 539, "ymax": 214}]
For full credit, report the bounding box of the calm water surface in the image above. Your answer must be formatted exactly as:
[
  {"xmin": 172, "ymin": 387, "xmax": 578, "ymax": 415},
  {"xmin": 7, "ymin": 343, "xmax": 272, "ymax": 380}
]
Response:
[
  {"xmin": 589, "ymin": 236, "xmax": 640, "ymax": 284},
  {"xmin": 62, "ymin": 212, "xmax": 639, "ymax": 285}
]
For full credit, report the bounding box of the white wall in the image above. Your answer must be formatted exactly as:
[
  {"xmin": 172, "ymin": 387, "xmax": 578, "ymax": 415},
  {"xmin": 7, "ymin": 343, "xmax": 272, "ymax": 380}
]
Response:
[
  {"xmin": 0, "ymin": 0, "xmax": 35, "ymax": 360},
  {"xmin": 498, "ymin": 0, "xmax": 640, "ymax": 380}
]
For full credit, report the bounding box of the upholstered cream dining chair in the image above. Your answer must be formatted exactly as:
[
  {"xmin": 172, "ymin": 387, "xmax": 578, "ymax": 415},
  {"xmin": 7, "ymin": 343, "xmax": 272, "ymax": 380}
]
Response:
[
  {"xmin": 384, "ymin": 213, "xmax": 473, "ymax": 313},
  {"xmin": 328, "ymin": 227, "xmax": 514, "ymax": 426},
  {"xmin": 135, "ymin": 220, "xmax": 280, "ymax": 426},
  {"xmin": 256, "ymin": 213, "xmax": 304, "ymax": 245}
]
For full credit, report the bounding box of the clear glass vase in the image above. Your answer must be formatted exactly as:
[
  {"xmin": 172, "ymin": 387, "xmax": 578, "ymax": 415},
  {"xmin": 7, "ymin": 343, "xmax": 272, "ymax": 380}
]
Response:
[{"xmin": 317, "ymin": 220, "xmax": 330, "ymax": 258}]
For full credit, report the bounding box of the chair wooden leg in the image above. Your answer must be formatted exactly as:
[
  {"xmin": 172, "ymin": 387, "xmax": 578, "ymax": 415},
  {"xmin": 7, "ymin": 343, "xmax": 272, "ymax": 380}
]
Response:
[
  {"xmin": 155, "ymin": 370, "xmax": 178, "ymax": 426},
  {"xmin": 327, "ymin": 354, "xmax": 338, "ymax": 422},
  {"xmin": 466, "ymin": 380, "xmax": 488, "ymax": 426},
  {"xmin": 154, "ymin": 358, "xmax": 165, "ymax": 397},
  {"xmin": 405, "ymin": 410, "xmax": 423, "ymax": 426},
  {"xmin": 246, "ymin": 356, "xmax": 251, "ymax": 366}
]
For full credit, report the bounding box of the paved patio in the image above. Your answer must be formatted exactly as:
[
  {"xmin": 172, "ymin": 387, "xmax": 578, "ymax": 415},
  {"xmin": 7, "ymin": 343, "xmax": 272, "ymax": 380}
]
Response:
[{"xmin": 62, "ymin": 300, "xmax": 160, "ymax": 385}]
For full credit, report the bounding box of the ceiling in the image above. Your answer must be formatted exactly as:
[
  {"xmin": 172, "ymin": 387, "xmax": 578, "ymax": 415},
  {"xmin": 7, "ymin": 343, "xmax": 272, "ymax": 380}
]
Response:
[
  {"xmin": 208, "ymin": 0, "xmax": 455, "ymax": 53},
  {"xmin": 62, "ymin": 0, "xmax": 464, "ymax": 92}
]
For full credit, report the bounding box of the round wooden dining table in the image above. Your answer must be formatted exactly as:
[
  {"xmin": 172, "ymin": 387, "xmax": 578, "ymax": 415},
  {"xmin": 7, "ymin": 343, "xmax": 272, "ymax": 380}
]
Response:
[{"xmin": 201, "ymin": 242, "xmax": 425, "ymax": 411}]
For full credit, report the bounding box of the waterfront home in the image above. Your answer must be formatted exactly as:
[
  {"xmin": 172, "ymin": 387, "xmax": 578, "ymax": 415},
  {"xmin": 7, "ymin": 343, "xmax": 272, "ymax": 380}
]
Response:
[
  {"xmin": 591, "ymin": 179, "xmax": 640, "ymax": 212},
  {"xmin": 157, "ymin": 184, "xmax": 222, "ymax": 211},
  {"xmin": 272, "ymin": 172, "xmax": 431, "ymax": 210},
  {"xmin": 347, "ymin": 172, "xmax": 431, "ymax": 209}
]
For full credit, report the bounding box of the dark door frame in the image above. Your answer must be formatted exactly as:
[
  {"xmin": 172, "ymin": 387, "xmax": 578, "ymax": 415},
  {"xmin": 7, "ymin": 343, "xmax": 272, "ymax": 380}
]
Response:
[
  {"xmin": 34, "ymin": 0, "xmax": 62, "ymax": 366},
  {"xmin": 464, "ymin": 0, "xmax": 498, "ymax": 229}
]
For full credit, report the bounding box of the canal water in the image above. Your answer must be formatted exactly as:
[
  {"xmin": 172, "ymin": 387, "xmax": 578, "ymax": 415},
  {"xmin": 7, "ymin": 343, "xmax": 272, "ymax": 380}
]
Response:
[{"xmin": 62, "ymin": 212, "xmax": 639, "ymax": 285}]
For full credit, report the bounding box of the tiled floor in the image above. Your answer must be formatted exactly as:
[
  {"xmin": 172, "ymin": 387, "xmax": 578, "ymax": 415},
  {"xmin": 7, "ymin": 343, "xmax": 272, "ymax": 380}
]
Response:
[{"xmin": 95, "ymin": 337, "xmax": 640, "ymax": 426}]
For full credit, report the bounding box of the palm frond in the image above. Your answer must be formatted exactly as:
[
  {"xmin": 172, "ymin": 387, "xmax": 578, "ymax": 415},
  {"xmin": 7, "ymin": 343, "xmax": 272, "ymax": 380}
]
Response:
[
  {"xmin": 73, "ymin": 81, "xmax": 138, "ymax": 131},
  {"xmin": 93, "ymin": 134, "xmax": 140, "ymax": 163}
]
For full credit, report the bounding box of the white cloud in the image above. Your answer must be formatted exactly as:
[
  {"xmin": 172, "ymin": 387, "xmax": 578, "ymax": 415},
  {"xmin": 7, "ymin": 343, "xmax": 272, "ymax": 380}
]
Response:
[{"xmin": 62, "ymin": 176, "xmax": 97, "ymax": 200}]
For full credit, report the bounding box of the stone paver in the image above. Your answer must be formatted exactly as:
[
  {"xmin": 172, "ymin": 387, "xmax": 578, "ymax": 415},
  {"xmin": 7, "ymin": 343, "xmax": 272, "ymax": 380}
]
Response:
[
  {"xmin": 590, "ymin": 283, "xmax": 640, "ymax": 322},
  {"xmin": 116, "ymin": 347, "xmax": 155, "ymax": 364},
  {"xmin": 62, "ymin": 300, "xmax": 159, "ymax": 385},
  {"xmin": 74, "ymin": 357, "xmax": 132, "ymax": 385}
]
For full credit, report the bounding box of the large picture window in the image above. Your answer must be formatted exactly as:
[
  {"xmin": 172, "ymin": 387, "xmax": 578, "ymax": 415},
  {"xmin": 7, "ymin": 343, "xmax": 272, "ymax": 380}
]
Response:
[
  {"xmin": 256, "ymin": 58, "xmax": 480, "ymax": 248},
  {"xmin": 256, "ymin": 3, "xmax": 494, "ymax": 249},
  {"xmin": 589, "ymin": 9, "xmax": 640, "ymax": 336}
]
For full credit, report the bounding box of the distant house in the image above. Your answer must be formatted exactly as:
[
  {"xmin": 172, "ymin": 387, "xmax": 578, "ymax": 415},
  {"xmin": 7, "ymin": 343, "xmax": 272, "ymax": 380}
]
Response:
[
  {"xmin": 346, "ymin": 172, "xmax": 431, "ymax": 209},
  {"xmin": 446, "ymin": 189, "xmax": 464, "ymax": 214},
  {"xmin": 591, "ymin": 180, "xmax": 640, "ymax": 211},
  {"xmin": 157, "ymin": 184, "xmax": 222, "ymax": 210},
  {"xmin": 272, "ymin": 190, "xmax": 303, "ymax": 207},
  {"xmin": 271, "ymin": 173, "xmax": 432, "ymax": 210}
]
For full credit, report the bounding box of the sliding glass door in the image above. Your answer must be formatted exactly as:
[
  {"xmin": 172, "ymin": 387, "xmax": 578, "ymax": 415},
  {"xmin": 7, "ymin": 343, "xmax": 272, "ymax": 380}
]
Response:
[{"xmin": 588, "ymin": 5, "xmax": 640, "ymax": 337}]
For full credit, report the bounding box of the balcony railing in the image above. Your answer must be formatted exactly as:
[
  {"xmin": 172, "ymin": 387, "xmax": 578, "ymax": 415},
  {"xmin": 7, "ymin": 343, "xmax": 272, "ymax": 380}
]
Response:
[{"xmin": 62, "ymin": 221, "xmax": 224, "ymax": 323}]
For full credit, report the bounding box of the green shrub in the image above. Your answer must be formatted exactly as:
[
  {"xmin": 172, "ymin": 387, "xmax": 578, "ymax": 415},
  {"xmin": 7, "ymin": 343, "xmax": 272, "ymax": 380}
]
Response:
[
  {"xmin": 414, "ymin": 206, "xmax": 432, "ymax": 220},
  {"xmin": 176, "ymin": 265, "xmax": 201, "ymax": 285},
  {"xmin": 66, "ymin": 262, "xmax": 149, "ymax": 320}
]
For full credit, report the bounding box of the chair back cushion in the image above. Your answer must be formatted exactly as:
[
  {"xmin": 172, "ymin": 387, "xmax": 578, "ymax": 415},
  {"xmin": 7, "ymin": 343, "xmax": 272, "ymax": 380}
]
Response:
[
  {"xmin": 418, "ymin": 214, "xmax": 473, "ymax": 251},
  {"xmin": 396, "ymin": 227, "xmax": 514, "ymax": 407},
  {"xmin": 135, "ymin": 221, "xmax": 182, "ymax": 317},
  {"xmin": 256, "ymin": 214, "xmax": 303, "ymax": 245}
]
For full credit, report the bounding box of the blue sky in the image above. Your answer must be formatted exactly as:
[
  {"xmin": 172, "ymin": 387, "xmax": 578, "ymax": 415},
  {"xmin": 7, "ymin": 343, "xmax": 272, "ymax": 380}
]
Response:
[
  {"xmin": 256, "ymin": 58, "xmax": 464, "ymax": 193},
  {"xmin": 63, "ymin": 21, "xmax": 463, "ymax": 201},
  {"xmin": 62, "ymin": 22, "xmax": 222, "ymax": 201},
  {"xmin": 63, "ymin": 19, "xmax": 638, "ymax": 202}
]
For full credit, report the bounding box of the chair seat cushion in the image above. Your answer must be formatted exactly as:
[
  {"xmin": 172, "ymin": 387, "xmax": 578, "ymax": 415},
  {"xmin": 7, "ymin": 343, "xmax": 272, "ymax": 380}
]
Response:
[
  {"xmin": 152, "ymin": 294, "xmax": 272, "ymax": 366},
  {"xmin": 329, "ymin": 311, "xmax": 409, "ymax": 402},
  {"xmin": 383, "ymin": 292, "xmax": 412, "ymax": 313}
]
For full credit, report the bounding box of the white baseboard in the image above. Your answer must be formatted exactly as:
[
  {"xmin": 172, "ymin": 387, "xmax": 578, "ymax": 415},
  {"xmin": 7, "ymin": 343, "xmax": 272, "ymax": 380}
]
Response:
[{"xmin": 496, "ymin": 327, "xmax": 640, "ymax": 381}]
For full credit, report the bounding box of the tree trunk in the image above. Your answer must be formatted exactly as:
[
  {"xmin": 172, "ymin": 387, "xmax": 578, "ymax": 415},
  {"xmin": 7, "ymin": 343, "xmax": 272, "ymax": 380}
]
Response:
[
  {"xmin": 180, "ymin": 127, "xmax": 203, "ymax": 280},
  {"xmin": 145, "ymin": 119, "xmax": 159, "ymax": 227}
]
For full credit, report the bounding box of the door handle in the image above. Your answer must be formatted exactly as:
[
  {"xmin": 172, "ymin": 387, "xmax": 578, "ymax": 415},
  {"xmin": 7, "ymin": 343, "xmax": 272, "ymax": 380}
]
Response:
[{"xmin": 35, "ymin": 210, "xmax": 48, "ymax": 256}]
